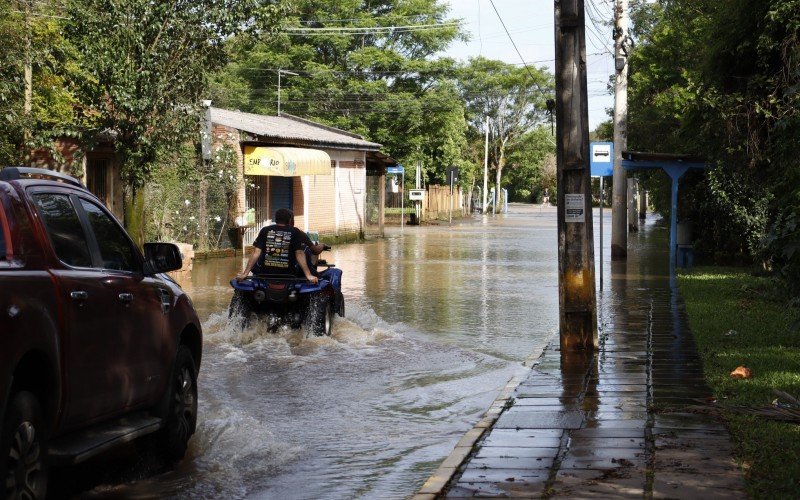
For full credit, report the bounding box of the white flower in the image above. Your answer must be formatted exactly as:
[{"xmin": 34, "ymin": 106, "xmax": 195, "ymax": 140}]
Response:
[
  {"xmin": 189, "ymin": 216, "xmax": 195, "ymax": 221},
  {"xmin": 184, "ymin": 199, "xmax": 190, "ymax": 206},
  {"xmin": 214, "ymin": 216, "xmax": 222, "ymax": 222}
]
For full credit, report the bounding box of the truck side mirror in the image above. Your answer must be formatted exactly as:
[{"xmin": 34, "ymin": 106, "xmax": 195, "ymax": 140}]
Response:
[{"xmin": 143, "ymin": 242, "xmax": 183, "ymax": 274}]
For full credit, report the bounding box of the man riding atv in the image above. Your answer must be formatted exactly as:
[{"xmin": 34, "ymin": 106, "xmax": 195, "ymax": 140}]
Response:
[
  {"xmin": 236, "ymin": 208, "xmax": 324, "ymax": 283},
  {"xmin": 230, "ymin": 208, "xmax": 344, "ymax": 335}
]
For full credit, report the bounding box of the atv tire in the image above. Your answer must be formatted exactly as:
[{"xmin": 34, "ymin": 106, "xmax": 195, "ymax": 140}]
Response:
[{"xmin": 304, "ymin": 293, "xmax": 333, "ymax": 337}]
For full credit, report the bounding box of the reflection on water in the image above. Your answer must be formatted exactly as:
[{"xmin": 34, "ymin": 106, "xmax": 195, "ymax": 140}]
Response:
[{"xmin": 83, "ymin": 205, "xmax": 584, "ymax": 499}]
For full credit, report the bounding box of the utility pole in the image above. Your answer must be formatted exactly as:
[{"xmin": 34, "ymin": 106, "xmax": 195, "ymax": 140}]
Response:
[
  {"xmin": 554, "ymin": 0, "xmax": 598, "ymax": 352},
  {"xmin": 277, "ymin": 69, "xmax": 298, "ymax": 116},
  {"xmin": 483, "ymin": 115, "xmax": 489, "ymax": 214},
  {"xmin": 611, "ymin": 0, "xmax": 629, "ymax": 259}
]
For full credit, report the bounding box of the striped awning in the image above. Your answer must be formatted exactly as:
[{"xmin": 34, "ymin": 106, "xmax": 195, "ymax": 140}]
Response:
[{"xmin": 243, "ymin": 146, "xmax": 332, "ymax": 176}]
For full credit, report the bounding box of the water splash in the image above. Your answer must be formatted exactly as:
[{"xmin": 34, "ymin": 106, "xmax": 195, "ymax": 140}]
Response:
[
  {"xmin": 202, "ymin": 299, "xmax": 401, "ymax": 355},
  {"xmin": 177, "ymin": 409, "xmax": 303, "ymax": 498}
]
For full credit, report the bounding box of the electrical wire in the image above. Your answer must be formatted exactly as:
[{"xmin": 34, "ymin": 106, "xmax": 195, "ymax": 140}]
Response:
[
  {"xmin": 284, "ymin": 22, "xmax": 460, "ymax": 33},
  {"xmin": 486, "ymin": 0, "xmax": 540, "ymax": 84}
]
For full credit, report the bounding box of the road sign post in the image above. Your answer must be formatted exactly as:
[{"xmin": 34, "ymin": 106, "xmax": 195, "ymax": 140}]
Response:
[
  {"xmin": 446, "ymin": 167, "xmax": 459, "ymax": 225},
  {"xmin": 387, "ymin": 166, "xmax": 405, "ymax": 231},
  {"xmin": 591, "ymin": 142, "xmax": 614, "ymax": 291}
]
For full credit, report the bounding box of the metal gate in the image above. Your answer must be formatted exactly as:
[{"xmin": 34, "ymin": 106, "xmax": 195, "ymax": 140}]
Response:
[{"xmin": 244, "ymin": 175, "xmax": 269, "ymax": 246}]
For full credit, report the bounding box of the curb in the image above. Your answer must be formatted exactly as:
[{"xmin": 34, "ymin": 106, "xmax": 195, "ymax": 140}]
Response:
[{"xmin": 412, "ymin": 342, "xmax": 552, "ymax": 499}]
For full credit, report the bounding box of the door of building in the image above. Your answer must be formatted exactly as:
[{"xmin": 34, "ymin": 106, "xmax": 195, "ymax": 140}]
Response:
[{"xmin": 270, "ymin": 176, "xmax": 293, "ymax": 215}]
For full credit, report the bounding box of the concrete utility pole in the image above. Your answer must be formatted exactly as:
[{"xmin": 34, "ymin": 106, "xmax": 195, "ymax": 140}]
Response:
[
  {"xmin": 554, "ymin": 0, "xmax": 598, "ymax": 351},
  {"xmin": 611, "ymin": 0, "xmax": 629, "ymax": 259},
  {"xmin": 277, "ymin": 69, "xmax": 298, "ymax": 116},
  {"xmin": 483, "ymin": 115, "xmax": 489, "ymax": 214},
  {"xmin": 627, "ymin": 178, "xmax": 638, "ymax": 231},
  {"xmin": 639, "ymin": 188, "xmax": 647, "ymax": 220}
]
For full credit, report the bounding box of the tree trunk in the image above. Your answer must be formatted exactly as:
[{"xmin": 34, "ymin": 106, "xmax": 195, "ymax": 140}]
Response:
[
  {"xmin": 495, "ymin": 146, "xmax": 506, "ymax": 213},
  {"xmin": 124, "ymin": 186, "xmax": 146, "ymax": 248}
]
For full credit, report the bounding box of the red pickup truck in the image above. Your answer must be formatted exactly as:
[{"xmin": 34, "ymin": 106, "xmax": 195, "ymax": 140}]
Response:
[{"xmin": 0, "ymin": 167, "xmax": 202, "ymax": 499}]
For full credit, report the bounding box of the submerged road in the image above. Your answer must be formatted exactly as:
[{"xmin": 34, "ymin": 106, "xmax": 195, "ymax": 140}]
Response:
[{"xmin": 70, "ymin": 204, "xmax": 608, "ymax": 499}]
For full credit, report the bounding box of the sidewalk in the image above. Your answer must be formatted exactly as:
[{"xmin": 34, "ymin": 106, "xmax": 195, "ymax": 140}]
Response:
[{"xmin": 415, "ymin": 221, "xmax": 747, "ymax": 499}]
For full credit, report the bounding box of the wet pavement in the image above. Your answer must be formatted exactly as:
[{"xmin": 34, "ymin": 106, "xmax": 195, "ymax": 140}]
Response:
[
  {"xmin": 65, "ymin": 204, "xmax": 565, "ymax": 498},
  {"xmin": 416, "ymin": 219, "xmax": 747, "ymax": 498}
]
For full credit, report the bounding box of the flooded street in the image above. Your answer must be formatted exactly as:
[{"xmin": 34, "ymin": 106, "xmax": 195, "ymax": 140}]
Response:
[{"xmin": 89, "ymin": 204, "xmax": 592, "ymax": 499}]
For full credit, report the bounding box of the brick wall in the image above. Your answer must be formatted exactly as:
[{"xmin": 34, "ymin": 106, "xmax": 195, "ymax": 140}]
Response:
[
  {"xmin": 211, "ymin": 124, "xmax": 245, "ymax": 214},
  {"xmin": 29, "ymin": 138, "xmax": 82, "ymax": 172}
]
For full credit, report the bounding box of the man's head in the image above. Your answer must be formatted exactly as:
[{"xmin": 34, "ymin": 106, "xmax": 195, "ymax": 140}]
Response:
[{"xmin": 275, "ymin": 208, "xmax": 294, "ymax": 225}]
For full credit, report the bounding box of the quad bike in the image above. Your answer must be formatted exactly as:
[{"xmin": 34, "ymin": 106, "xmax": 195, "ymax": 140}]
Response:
[{"xmin": 229, "ymin": 245, "xmax": 344, "ymax": 336}]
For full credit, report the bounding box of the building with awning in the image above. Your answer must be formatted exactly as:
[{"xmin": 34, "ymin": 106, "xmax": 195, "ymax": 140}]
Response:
[
  {"xmin": 243, "ymin": 146, "xmax": 332, "ymax": 177},
  {"xmin": 208, "ymin": 107, "xmax": 395, "ymax": 244}
]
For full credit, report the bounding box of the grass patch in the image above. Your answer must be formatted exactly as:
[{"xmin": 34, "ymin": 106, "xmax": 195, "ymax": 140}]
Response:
[
  {"xmin": 679, "ymin": 266, "xmax": 800, "ymax": 498},
  {"xmin": 385, "ymin": 207, "xmax": 411, "ymax": 215}
]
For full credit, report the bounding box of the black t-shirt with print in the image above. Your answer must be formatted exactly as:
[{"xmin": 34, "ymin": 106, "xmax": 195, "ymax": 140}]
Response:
[{"xmin": 252, "ymin": 224, "xmax": 312, "ymax": 275}]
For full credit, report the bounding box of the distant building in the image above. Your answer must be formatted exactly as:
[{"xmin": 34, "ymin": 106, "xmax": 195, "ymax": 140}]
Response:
[
  {"xmin": 208, "ymin": 107, "xmax": 394, "ymax": 244},
  {"xmin": 26, "ymin": 107, "xmax": 394, "ymax": 243}
]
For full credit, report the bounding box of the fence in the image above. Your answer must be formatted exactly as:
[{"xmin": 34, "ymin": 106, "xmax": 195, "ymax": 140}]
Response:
[{"xmin": 421, "ymin": 185, "xmax": 466, "ymax": 220}]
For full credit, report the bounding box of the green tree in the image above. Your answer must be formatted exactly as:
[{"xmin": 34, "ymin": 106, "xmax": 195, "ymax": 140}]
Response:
[
  {"xmin": 0, "ymin": 0, "xmax": 85, "ymax": 166},
  {"xmin": 62, "ymin": 0, "xmax": 282, "ymax": 242},
  {"xmin": 627, "ymin": 0, "xmax": 800, "ymax": 293},
  {"xmin": 457, "ymin": 57, "xmax": 554, "ymax": 203},
  {"xmin": 505, "ymin": 127, "xmax": 555, "ymax": 202},
  {"xmin": 211, "ymin": 0, "xmax": 468, "ymax": 185}
]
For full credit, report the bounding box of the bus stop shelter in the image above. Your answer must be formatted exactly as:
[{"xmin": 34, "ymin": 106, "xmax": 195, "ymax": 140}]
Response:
[{"xmin": 621, "ymin": 151, "xmax": 709, "ymax": 275}]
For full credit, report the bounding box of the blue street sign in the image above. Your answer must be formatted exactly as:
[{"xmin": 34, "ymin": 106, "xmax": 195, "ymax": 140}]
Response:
[
  {"xmin": 387, "ymin": 165, "xmax": 404, "ymax": 174},
  {"xmin": 590, "ymin": 142, "xmax": 613, "ymax": 177}
]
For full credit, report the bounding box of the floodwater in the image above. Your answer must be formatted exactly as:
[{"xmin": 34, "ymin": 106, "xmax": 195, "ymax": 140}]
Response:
[{"xmin": 81, "ymin": 204, "xmax": 613, "ymax": 499}]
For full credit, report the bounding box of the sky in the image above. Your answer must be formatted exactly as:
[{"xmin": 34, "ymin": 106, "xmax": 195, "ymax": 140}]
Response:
[{"xmin": 440, "ymin": 0, "xmax": 616, "ymax": 130}]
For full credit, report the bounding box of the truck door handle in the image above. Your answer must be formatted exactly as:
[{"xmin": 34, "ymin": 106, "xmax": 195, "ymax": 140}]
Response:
[
  {"xmin": 70, "ymin": 291, "xmax": 88, "ymax": 300},
  {"xmin": 158, "ymin": 289, "xmax": 171, "ymax": 313},
  {"xmin": 118, "ymin": 293, "xmax": 134, "ymax": 303}
]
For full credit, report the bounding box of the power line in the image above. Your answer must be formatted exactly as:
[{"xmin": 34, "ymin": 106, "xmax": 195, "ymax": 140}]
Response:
[
  {"xmin": 296, "ymin": 15, "xmax": 444, "ymax": 25},
  {"xmin": 225, "ymin": 55, "xmax": 603, "ymax": 77},
  {"xmin": 284, "ymin": 22, "xmax": 460, "ymax": 33},
  {"xmin": 487, "ymin": 0, "xmax": 540, "ymax": 83}
]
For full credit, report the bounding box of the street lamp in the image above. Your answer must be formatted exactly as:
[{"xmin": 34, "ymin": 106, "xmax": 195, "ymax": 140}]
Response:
[{"xmin": 277, "ymin": 69, "xmax": 299, "ymax": 116}]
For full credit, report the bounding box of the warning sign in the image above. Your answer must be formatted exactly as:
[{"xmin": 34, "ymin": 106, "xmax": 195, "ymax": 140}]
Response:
[{"xmin": 565, "ymin": 194, "xmax": 585, "ymax": 222}]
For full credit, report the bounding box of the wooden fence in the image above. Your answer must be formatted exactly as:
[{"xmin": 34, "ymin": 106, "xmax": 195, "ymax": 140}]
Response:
[{"xmin": 419, "ymin": 185, "xmax": 467, "ymax": 220}]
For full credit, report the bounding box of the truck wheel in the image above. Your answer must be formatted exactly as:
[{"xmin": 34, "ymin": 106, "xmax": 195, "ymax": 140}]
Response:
[
  {"xmin": 304, "ymin": 293, "xmax": 333, "ymax": 337},
  {"xmin": 159, "ymin": 346, "xmax": 197, "ymax": 462},
  {"xmin": 228, "ymin": 290, "xmax": 252, "ymax": 329},
  {"xmin": 1, "ymin": 391, "xmax": 48, "ymax": 499}
]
